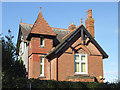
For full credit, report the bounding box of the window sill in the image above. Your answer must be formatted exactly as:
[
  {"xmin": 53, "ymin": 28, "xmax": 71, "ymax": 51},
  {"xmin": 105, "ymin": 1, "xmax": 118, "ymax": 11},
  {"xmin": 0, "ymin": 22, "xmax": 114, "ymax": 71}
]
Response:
[
  {"xmin": 39, "ymin": 46, "xmax": 45, "ymax": 48},
  {"xmin": 39, "ymin": 76, "xmax": 46, "ymax": 78},
  {"xmin": 74, "ymin": 73, "xmax": 89, "ymax": 76}
]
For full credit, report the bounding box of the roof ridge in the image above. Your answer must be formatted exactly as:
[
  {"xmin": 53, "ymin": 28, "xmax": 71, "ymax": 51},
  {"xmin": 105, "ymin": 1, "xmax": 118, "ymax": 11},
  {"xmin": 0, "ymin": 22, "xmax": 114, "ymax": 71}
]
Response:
[
  {"xmin": 20, "ymin": 23, "xmax": 73, "ymax": 31},
  {"xmin": 20, "ymin": 22, "xmax": 33, "ymax": 25},
  {"xmin": 51, "ymin": 27, "xmax": 71, "ymax": 31}
]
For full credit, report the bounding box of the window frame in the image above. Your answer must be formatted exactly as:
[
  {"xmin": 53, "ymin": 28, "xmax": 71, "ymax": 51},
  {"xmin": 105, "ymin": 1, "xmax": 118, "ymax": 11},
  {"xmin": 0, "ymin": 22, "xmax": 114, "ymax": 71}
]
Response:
[
  {"xmin": 74, "ymin": 53, "xmax": 88, "ymax": 74},
  {"xmin": 40, "ymin": 37, "xmax": 44, "ymax": 47},
  {"xmin": 40, "ymin": 57, "xmax": 44, "ymax": 77}
]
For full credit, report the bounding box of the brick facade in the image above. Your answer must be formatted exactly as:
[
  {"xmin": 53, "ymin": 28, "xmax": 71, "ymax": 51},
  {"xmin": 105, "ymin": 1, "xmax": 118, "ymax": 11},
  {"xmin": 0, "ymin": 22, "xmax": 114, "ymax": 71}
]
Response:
[{"xmin": 20, "ymin": 8, "xmax": 108, "ymax": 83}]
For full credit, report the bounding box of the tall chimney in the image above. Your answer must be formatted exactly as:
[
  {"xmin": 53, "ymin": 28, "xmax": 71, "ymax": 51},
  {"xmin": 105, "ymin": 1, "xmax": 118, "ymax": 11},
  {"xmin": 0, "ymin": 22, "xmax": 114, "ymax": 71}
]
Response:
[{"xmin": 85, "ymin": 9, "xmax": 95, "ymax": 38}]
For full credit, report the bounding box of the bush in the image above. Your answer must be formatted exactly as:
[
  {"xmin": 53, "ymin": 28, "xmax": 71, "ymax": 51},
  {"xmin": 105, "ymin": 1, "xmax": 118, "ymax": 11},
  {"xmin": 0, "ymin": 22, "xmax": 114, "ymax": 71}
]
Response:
[{"xmin": 2, "ymin": 78, "xmax": 120, "ymax": 89}]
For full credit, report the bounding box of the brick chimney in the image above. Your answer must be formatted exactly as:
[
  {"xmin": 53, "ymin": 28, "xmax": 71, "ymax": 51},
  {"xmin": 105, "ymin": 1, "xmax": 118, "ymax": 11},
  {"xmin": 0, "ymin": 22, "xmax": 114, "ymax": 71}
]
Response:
[
  {"xmin": 85, "ymin": 9, "xmax": 95, "ymax": 38},
  {"xmin": 68, "ymin": 22, "xmax": 76, "ymax": 30}
]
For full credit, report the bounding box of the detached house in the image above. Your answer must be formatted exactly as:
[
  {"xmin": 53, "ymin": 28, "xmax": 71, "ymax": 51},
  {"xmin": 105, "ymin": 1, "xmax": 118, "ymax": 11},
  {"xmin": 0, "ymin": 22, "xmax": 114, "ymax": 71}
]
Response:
[{"xmin": 17, "ymin": 8, "xmax": 108, "ymax": 82}]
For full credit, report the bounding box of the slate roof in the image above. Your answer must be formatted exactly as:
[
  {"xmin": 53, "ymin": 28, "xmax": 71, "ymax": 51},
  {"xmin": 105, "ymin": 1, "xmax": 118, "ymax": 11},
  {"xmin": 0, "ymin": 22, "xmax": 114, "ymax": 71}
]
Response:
[
  {"xmin": 51, "ymin": 27, "xmax": 71, "ymax": 42},
  {"xmin": 20, "ymin": 23, "xmax": 33, "ymax": 41},
  {"xmin": 16, "ymin": 23, "xmax": 33, "ymax": 55}
]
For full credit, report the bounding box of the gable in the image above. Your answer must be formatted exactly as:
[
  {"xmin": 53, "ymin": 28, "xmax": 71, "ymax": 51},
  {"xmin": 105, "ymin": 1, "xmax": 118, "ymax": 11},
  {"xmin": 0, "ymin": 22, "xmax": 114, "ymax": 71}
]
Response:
[
  {"xmin": 72, "ymin": 37, "xmax": 102, "ymax": 56},
  {"xmin": 46, "ymin": 25, "xmax": 108, "ymax": 60},
  {"xmin": 16, "ymin": 23, "xmax": 32, "ymax": 54}
]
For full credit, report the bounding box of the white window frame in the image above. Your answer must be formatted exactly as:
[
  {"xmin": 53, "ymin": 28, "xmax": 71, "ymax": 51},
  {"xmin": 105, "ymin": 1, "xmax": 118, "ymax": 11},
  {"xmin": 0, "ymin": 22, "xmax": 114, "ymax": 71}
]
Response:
[
  {"xmin": 74, "ymin": 53, "xmax": 88, "ymax": 74},
  {"xmin": 22, "ymin": 42, "xmax": 24, "ymax": 53},
  {"xmin": 40, "ymin": 37, "xmax": 44, "ymax": 47},
  {"xmin": 40, "ymin": 57, "xmax": 44, "ymax": 77}
]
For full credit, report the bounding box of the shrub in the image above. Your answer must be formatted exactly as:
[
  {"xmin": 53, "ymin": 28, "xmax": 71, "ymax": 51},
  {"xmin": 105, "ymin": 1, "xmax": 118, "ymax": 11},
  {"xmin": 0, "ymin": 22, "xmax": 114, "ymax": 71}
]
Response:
[{"xmin": 2, "ymin": 78, "xmax": 120, "ymax": 89}]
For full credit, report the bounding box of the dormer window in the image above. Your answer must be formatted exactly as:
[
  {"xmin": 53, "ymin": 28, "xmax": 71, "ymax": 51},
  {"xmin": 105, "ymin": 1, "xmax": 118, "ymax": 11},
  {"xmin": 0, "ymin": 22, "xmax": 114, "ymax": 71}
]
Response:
[{"xmin": 40, "ymin": 37, "xmax": 44, "ymax": 47}]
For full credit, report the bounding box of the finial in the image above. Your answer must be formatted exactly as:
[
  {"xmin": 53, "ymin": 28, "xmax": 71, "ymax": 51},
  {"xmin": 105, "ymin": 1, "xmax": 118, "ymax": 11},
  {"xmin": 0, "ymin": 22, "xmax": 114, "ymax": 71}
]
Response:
[
  {"xmin": 39, "ymin": 6, "xmax": 42, "ymax": 12},
  {"xmin": 81, "ymin": 18, "xmax": 83, "ymax": 24},
  {"xmin": 20, "ymin": 18, "xmax": 22, "ymax": 23}
]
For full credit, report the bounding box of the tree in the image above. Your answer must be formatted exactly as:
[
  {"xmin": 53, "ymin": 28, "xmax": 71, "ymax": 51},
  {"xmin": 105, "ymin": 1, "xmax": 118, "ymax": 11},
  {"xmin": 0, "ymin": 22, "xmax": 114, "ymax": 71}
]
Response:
[{"xmin": 2, "ymin": 30, "xmax": 27, "ymax": 85}]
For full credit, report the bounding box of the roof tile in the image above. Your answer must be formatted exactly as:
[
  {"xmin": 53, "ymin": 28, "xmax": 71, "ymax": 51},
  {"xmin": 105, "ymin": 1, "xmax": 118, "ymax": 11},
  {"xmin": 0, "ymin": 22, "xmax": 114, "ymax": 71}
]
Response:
[{"xmin": 30, "ymin": 11, "xmax": 56, "ymax": 36}]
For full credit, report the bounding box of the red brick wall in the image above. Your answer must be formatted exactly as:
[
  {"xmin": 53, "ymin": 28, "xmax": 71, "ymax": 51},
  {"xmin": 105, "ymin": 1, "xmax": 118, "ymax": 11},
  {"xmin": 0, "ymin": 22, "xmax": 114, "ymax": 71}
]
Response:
[
  {"xmin": 51, "ymin": 58, "xmax": 57, "ymax": 80},
  {"xmin": 28, "ymin": 36, "xmax": 53, "ymax": 79},
  {"xmin": 28, "ymin": 37, "xmax": 53, "ymax": 55},
  {"xmin": 28, "ymin": 35, "xmax": 104, "ymax": 82},
  {"xmin": 58, "ymin": 48, "xmax": 74, "ymax": 81},
  {"xmin": 57, "ymin": 37, "xmax": 103, "ymax": 82},
  {"xmin": 28, "ymin": 55, "xmax": 33, "ymax": 79},
  {"xmin": 28, "ymin": 36, "xmax": 104, "ymax": 82}
]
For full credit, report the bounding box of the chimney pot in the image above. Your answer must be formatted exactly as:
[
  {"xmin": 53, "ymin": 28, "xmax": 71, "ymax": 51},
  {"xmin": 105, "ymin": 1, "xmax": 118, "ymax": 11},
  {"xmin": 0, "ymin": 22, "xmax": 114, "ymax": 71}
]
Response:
[
  {"xmin": 87, "ymin": 9, "xmax": 92, "ymax": 18},
  {"xmin": 68, "ymin": 22, "xmax": 76, "ymax": 30}
]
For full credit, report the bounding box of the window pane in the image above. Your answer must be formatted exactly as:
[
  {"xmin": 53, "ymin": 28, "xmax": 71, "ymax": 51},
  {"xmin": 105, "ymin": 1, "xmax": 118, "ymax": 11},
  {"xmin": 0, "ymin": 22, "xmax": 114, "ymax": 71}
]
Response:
[
  {"xmin": 75, "ymin": 62, "xmax": 79, "ymax": 72},
  {"xmin": 75, "ymin": 55, "xmax": 79, "ymax": 60},
  {"xmin": 81, "ymin": 63, "xmax": 86, "ymax": 72},
  {"xmin": 40, "ymin": 58, "xmax": 43, "ymax": 63},
  {"xmin": 40, "ymin": 65, "xmax": 42, "ymax": 74},
  {"xmin": 81, "ymin": 55, "xmax": 86, "ymax": 61},
  {"xmin": 40, "ymin": 38, "xmax": 43, "ymax": 46}
]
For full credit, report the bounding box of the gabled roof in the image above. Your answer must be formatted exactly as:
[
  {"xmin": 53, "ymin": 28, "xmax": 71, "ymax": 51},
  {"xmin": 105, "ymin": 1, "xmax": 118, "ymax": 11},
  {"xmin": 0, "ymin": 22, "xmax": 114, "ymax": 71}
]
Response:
[
  {"xmin": 27, "ymin": 11, "xmax": 56, "ymax": 40},
  {"xmin": 46, "ymin": 25, "xmax": 108, "ymax": 60},
  {"xmin": 16, "ymin": 23, "xmax": 33, "ymax": 55},
  {"xmin": 20, "ymin": 23, "xmax": 33, "ymax": 40}
]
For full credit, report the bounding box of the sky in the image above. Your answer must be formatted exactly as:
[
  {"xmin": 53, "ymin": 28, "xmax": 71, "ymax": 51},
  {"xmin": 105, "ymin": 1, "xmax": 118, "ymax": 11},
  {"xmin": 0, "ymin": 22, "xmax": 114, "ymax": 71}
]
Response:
[{"xmin": 2, "ymin": 2, "xmax": 118, "ymax": 83}]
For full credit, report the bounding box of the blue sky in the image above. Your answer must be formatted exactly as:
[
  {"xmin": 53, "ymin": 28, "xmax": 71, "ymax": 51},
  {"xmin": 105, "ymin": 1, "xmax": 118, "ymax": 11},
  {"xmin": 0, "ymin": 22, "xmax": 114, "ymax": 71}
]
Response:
[{"xmin": 2, "ymin": 2, "xmax": 118, "ymax": 82}]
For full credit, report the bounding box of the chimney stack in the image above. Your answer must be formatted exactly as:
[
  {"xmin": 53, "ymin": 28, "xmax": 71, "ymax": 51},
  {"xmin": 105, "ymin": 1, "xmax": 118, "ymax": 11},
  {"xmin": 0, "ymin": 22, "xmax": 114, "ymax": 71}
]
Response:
[
  {"xmin": 68, "ymin": 22, "xmax": 76, "ymax": 30},
  {"xmin": 85, "ymin": 9, "xmax": 95, "ymax": 38}
]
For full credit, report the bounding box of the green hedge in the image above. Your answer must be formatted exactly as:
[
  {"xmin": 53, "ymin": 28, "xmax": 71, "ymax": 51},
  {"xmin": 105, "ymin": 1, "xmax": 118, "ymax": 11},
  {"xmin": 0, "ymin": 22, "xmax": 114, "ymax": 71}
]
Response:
[{"xmin": 2, "ymin": 77, "xmax": 120, "ymax": 89}]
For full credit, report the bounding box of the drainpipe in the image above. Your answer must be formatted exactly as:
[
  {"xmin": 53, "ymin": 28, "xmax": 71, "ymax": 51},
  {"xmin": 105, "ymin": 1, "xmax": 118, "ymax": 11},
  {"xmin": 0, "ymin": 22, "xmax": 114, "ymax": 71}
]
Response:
[
  {"xmin": 56, "ymin": 57, "xmax": 58, "ymax": 81},
  {"xmin": 49, "ymin": 60, "xmax": 51, "ymax": 80}
]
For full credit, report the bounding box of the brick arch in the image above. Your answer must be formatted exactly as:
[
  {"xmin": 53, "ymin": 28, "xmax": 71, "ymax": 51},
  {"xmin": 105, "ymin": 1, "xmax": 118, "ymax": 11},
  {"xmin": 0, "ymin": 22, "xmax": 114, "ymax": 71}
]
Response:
[{"xmin": 74, "ymin": 44, "xmax": 91, "ymax": 55}]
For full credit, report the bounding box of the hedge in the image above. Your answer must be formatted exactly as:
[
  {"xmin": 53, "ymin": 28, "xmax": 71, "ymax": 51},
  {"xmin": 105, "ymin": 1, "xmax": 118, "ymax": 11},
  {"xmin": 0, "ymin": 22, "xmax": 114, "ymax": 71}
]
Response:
[{"xmin": 2, "ymin": 77, "xmax": 120, "ymax": 89}]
